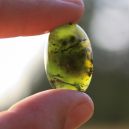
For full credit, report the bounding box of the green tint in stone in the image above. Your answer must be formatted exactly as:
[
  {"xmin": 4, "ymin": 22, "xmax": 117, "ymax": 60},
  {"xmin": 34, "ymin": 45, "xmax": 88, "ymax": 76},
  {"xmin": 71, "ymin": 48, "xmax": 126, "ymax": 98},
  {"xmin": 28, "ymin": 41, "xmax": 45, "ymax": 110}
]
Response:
[{"xmin": 46, "ymin": 24, "xmax": 93, "ymax": 92}]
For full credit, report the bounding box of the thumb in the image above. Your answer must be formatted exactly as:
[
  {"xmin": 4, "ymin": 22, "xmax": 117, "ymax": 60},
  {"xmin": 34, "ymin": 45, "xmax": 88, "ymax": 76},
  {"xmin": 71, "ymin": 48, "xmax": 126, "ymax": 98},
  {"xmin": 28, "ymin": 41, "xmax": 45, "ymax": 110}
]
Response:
[{"xmin": 0, "ymin": 89, "xmax": 94, "ymax": 129}]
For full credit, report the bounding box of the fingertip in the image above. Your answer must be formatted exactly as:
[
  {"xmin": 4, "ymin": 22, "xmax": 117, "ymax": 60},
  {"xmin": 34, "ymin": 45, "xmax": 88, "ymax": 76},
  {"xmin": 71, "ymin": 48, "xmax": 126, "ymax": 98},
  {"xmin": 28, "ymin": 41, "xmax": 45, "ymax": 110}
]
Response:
[
  {"xmin": 8, "ymin": 89, "xmax": 94, "ymax": 129},
  {"xmin": 0, "ymin": 0, "xmax": 84, "ymax": 37},
  {"xmin": 22, "ymin": 0, "xmax": 85, "ymax": 36},
  {"xmin": 64, "ymin": 91, "xmax": 94, "ymax": 129}
]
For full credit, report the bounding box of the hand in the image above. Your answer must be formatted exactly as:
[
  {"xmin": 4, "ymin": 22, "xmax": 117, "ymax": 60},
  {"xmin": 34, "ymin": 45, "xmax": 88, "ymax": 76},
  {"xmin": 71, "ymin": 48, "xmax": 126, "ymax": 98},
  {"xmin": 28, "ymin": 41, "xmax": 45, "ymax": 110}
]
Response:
[{"xmin": 0, "ymin": 0, "xmax": 94, "ymax": 129}]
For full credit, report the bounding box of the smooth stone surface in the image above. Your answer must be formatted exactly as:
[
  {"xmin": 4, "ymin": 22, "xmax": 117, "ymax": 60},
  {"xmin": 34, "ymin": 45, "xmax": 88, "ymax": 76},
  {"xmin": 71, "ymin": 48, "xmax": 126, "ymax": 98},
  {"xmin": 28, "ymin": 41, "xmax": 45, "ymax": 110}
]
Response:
[{"xmin": 45, "ymin": 24, "xmax": 93, "ymax": 92}]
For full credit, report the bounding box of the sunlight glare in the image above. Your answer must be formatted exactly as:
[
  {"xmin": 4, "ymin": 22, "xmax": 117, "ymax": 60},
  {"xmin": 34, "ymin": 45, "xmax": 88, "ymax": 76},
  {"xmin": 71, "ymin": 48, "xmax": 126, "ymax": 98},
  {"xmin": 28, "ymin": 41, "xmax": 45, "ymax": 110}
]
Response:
[{"xmin": 0, "ymin": 33, "xmax": 49, "ymax": 110}]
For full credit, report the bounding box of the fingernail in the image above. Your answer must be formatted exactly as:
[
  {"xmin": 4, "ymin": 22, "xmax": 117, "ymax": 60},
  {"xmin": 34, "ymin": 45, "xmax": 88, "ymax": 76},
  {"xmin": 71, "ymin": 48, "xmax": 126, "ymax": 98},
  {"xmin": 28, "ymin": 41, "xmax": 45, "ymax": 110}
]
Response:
[
  {"xmin": 65, "ymin": 102, "xmax": 93, "ymax": 129},
  {"xmin": 62, "ymin": 0, "xmax": 84, "ymax": 6}
]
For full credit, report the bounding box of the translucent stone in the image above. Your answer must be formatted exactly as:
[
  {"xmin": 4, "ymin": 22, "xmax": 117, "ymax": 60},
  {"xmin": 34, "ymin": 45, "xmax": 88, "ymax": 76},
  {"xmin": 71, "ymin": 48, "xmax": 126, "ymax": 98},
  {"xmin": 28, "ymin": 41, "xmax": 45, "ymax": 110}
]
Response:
[{"xmin": 45, "ymin": 24, "xmax": 93, "ymax": 92}]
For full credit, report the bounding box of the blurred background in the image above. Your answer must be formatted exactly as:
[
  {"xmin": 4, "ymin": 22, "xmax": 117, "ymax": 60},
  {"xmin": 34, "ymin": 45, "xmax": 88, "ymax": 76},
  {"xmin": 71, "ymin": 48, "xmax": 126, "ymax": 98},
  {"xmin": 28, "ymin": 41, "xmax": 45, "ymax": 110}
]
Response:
[{"xmin": 0, "ymin": 0, "xmax": 129, "ymax": 128}]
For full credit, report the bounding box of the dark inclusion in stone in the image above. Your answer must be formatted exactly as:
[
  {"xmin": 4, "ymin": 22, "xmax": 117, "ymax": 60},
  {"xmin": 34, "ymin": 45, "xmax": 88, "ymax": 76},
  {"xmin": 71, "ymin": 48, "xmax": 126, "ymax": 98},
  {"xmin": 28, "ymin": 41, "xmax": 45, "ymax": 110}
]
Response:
[{"xmin": 45, "ymin": 24, "xmax": 93, "ymax": 92}]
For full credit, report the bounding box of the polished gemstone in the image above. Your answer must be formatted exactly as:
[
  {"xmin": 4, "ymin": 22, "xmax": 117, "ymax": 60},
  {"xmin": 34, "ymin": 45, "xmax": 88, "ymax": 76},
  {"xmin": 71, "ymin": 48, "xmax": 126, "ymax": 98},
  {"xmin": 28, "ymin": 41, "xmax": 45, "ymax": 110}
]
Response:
[{"xmin": 45, "ymin": 24, "xmax": 93, "ymax": 92}]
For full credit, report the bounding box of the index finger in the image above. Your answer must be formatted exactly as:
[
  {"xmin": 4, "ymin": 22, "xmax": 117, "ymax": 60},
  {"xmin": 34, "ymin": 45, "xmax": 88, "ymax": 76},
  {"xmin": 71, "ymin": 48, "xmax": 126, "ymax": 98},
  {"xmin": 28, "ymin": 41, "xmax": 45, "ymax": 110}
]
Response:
[{"xmin": 0, "ymin": 0, "xmax": 84, "ymax": 38}]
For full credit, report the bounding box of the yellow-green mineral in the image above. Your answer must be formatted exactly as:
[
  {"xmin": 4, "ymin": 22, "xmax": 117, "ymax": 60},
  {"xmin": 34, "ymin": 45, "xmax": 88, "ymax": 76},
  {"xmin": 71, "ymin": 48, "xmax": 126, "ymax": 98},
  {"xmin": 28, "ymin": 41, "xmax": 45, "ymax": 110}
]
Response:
[{"xmin": 45, "ymin": 24, "xmax": 93, "ymax": 92}]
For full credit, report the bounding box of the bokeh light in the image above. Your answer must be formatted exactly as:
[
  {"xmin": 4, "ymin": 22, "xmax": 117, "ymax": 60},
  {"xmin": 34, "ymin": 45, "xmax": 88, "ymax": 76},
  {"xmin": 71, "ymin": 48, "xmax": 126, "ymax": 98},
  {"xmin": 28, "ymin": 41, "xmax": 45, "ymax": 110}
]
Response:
[{"xmin": 90, "ymin": 0, "xmax": 129, "ymax": 52}]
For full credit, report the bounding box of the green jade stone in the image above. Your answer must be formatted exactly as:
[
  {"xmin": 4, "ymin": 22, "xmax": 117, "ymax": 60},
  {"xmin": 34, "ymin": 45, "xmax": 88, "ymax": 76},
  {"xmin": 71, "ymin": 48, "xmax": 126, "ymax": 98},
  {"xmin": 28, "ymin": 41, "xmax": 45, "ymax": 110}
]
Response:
[{"xmin": 45, "ymin": 24, "xmax": 93, "ymax": 92}]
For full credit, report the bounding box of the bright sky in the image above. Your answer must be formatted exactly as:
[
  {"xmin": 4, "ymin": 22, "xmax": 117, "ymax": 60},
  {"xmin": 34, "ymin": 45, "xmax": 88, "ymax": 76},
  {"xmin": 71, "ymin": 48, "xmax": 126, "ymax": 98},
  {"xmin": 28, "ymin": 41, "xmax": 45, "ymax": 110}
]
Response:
[{"xmin": 0, "ymin": 34, "xmax": 49, "ymax": 110}]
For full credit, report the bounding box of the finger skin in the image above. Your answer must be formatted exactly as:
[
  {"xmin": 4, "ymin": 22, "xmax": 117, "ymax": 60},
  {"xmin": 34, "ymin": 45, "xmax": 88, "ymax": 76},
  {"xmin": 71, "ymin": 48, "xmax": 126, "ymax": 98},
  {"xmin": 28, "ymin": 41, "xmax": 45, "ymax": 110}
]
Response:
[
  {"xmin": 0, "ymin": 89, "xmax": 94, "ymax": 129},
  {"xmin": 0, "ymin": 0, "xmax": 84, "ymax": 38}
]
